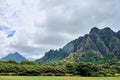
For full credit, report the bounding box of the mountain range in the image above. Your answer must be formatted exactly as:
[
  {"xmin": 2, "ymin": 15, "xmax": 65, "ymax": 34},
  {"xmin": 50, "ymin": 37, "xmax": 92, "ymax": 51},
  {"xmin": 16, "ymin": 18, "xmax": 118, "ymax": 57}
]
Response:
[
  {"xmin": 36, "ymin": 27, "xmax": 120, "ymax": 64},
  {"xmin": 1, "ymin": 52, "xmax": 26, "ymax": 62}
]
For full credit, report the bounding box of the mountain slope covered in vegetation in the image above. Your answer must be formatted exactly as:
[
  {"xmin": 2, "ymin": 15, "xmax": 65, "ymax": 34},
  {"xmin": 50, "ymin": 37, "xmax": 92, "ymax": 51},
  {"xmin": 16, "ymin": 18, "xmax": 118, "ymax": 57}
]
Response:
[{"xmin": 36, "ymin": 27, "xmax": 120, "ymax": 64}]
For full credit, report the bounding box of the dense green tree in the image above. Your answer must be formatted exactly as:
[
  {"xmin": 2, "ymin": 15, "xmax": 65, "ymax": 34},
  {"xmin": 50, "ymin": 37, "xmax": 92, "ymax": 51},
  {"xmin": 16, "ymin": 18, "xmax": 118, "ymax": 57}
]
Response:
[{"xmin": 20, "ymin": 60, "xmax": 36, "ymax": 65}]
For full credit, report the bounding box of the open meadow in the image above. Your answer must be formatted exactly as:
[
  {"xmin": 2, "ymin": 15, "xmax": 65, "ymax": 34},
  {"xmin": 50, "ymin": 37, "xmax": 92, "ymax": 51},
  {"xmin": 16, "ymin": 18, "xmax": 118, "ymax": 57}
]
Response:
[{"xmin": 0, "ymin": 76, "xmax": 120, "ymax": 80}]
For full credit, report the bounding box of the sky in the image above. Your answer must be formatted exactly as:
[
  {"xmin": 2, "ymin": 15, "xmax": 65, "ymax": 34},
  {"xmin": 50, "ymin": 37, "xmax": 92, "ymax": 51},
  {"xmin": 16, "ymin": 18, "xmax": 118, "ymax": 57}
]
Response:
[{"xmin": 0, "ymin": 0, "xmax": 120, "ymax": 60}]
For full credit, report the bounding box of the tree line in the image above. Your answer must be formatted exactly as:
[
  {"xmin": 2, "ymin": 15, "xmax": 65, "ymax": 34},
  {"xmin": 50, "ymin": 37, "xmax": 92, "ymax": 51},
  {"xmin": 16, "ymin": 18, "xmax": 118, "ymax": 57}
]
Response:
[{"xmin": 0, "ymin": 60, "xmax": 120, "ymax": 76}]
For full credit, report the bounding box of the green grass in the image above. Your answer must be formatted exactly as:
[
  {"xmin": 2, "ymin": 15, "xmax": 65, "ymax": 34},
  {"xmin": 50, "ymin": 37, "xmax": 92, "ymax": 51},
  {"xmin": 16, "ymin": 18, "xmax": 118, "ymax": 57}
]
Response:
[{"xmin": 0, "ymin": 76, "xmax": 120, "ymax": 80}]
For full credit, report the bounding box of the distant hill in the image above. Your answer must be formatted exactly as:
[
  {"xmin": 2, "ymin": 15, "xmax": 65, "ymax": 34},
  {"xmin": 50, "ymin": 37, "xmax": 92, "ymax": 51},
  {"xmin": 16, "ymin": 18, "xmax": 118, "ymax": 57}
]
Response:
[
  {"xmin": 36, "ymin": 27, "xmax": 120, "ymax": 64},
  {"xmin": 1, "ymin": 52, "xmax": 26, "ymax": 62}
]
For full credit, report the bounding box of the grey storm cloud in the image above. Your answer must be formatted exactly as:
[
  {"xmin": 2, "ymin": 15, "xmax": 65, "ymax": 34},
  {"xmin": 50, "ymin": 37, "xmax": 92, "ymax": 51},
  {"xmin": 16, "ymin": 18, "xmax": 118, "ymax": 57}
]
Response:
[
  {"xmin": 34, "ymin": 32, "xmax": 71, "ymax": 46},
  {"xmin": 36, "ymin": 0, "xmax": 120, "ymax": 38},
  {"xmin": 10, "ymin": 43, "xmax": 46, "ymax": 56},
  {"xmin": 1, "ymin": 0, "xmax": 120, "ymax": 60}
]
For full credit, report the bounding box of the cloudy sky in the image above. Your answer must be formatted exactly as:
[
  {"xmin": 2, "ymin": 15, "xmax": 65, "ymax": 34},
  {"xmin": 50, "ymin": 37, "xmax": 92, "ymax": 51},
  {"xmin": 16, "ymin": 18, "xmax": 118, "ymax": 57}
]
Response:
[{"xmin": 0, "ymin": 0, "xmax": 120, "ymax": 60}]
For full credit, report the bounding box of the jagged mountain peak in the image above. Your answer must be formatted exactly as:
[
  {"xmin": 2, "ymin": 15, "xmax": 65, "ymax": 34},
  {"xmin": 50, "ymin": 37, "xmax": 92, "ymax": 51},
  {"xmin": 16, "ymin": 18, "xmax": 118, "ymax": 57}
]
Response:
[
  {"xmin": 36, "ymin": 27, "xmax": 120, "ymax": 64},
  {"xmin": 90, "ymin": 27, "xmax": 100, "ymax": 34},
  {"xmin": 103, "ymin": 27, "xmax": 113, "ymax": 31},
  {"xmin": 101, "ymin": 27, "xmax": 114, "ymax": 35},
  {"xmin": 90, "ymin": 27, "xmax": 114, "ymax": 34}
]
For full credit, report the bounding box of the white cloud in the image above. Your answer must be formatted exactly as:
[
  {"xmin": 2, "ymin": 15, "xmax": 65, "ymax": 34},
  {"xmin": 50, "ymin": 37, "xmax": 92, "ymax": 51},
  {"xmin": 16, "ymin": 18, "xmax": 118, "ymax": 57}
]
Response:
[{"xmin": 0, "ymin": 0, "xmax": 120, "ymax": 60}]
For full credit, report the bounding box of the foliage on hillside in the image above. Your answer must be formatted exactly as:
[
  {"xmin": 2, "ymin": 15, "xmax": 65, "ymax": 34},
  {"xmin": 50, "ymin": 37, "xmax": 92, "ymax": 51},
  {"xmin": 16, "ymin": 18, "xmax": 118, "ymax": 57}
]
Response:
[
  {"xmin": 36, "ymin": 27, "xmax": 120, "ymax": 64},
  {"xmin": 0, "ymin": 60, "xmax": 120, "ymax": 77}
]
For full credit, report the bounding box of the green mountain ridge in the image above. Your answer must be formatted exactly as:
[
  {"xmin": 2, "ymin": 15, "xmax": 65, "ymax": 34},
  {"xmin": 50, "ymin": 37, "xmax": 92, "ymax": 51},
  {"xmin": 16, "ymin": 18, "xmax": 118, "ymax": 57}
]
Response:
[{"xmin": 36, "ymin": 27, "xmax": 120, "ymax": 64}]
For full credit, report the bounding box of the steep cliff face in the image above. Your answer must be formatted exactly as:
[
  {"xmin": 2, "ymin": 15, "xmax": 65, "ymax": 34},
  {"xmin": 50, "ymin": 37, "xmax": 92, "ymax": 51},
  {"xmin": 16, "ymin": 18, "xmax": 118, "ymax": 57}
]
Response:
[{"xmin": 36, "ymin": 27, "xmax": 120, "ymax": 64}]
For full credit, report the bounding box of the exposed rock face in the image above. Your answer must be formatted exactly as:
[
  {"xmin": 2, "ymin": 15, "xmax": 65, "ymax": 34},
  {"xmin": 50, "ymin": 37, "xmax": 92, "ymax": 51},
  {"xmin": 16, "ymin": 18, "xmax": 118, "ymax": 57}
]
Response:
[{"xmin": 36, "ymin": 27, "xmax": 120, "ymax": 63}]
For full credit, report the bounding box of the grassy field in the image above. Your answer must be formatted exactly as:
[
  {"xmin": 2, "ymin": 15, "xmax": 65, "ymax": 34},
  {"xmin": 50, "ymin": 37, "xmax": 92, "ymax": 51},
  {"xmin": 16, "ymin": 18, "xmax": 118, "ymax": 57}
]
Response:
[{"xmin": 0, "ymin": 76, "xmax": 120, "ymax": 80}]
